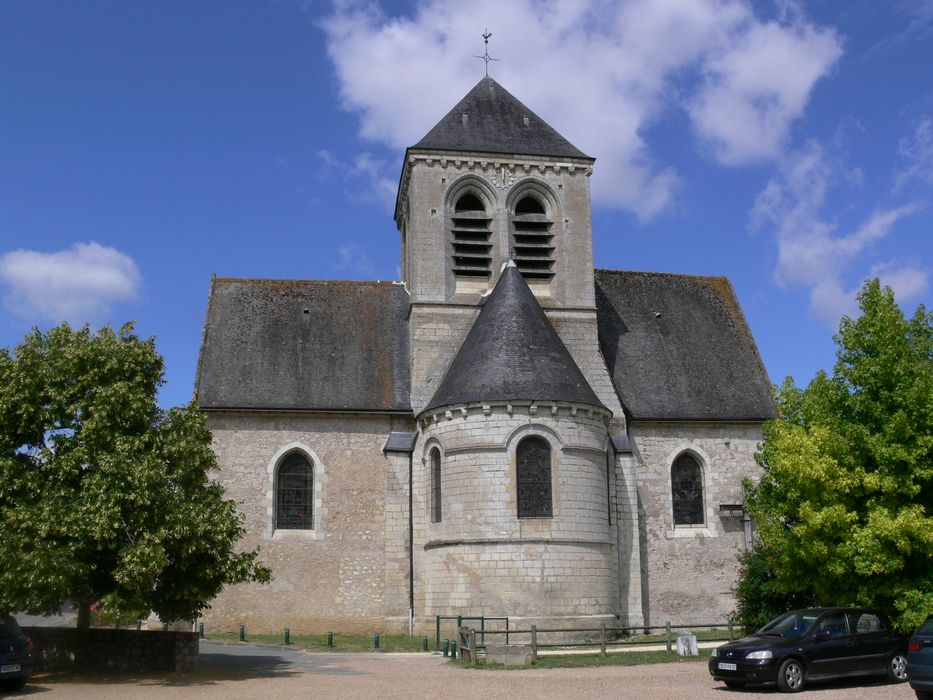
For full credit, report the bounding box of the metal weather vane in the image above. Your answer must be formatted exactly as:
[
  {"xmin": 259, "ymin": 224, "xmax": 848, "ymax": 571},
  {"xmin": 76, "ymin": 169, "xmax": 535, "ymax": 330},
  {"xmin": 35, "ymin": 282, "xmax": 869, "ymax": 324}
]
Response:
[{"xmin": 474, "ymin": 29, "xmax": 500, "ymax": 77}]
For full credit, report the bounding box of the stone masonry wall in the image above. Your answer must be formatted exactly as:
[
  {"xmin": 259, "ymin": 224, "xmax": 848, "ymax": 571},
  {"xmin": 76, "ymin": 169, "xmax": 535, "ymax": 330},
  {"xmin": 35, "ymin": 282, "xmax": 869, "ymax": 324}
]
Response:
[
  {"xmin": 412, "ymin": 403, "xmax": 617, "ymax": 629},
  {"xmin": 203, "ymin": 411, "xmax": 407, "ymax": 634},
  {"xmin": 629, "ymin": 422, "xmax": 763, "ymax": 626}
]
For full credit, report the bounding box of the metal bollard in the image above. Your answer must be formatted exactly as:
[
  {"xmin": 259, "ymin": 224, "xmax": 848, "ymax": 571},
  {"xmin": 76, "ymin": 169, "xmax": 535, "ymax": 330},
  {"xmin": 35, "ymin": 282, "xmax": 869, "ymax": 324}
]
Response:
[
  {"xmin": 728, "ymin": 621, "xmax": 734, "ymax": 641},
  {"xmin": 115, "ymin": 615, "xmax": 121, "ymax": 630},
  {"xmin": 422, "ymin": 636, "xmax": 428, "ymax": 652},
  {"xmin": 451, "ymin": 640, "xmax": 457, "ymax": 660},
  {"xmin": 327, "ymin": 631, "xmax": 334, "ymax": 648},
  {"xmin": 531, "ymin": 625, "xmax": 538, "ymax": 663},
  {"xmin": 239, "ymin": 624, "xmax": 245, "ymax": 642},
  {"xmin": 374, "ymin": 633, "xmax": 380, "ymax": 650},
  {"xmin": 162, "ymin": 623, "xmax": 169, "ymax": 632},
  {"xmin": 665, "ymin": 622, "xmax": 672, "ymax": 653},
  {"xmin": 199, "ymin": 622, "xmax": 204, "ymax": 639},
  {"xmin": 600, "ymin": 622, "xmax": 607, "ymax": 657},
  {"xmin": 284, "ymin": 627, "xmax": 291, "ymax": 645},
  {"xmin": 443, "ymin": 639, "xmax": 450, "ymax": 657},
  {"xmin": 136, "ymin": 620, "xmax": 142, "ymax": 631}
]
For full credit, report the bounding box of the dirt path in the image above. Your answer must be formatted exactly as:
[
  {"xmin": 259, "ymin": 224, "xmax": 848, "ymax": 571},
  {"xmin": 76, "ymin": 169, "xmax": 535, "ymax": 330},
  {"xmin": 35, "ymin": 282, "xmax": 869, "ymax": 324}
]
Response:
[{"xmin": 22, "ymin": 643, "xmax": 916, "ymax": 699}]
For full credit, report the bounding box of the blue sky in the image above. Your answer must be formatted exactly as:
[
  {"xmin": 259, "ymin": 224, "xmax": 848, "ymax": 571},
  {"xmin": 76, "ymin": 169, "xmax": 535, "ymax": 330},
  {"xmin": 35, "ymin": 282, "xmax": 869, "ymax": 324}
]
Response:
[{"xmin": 1, "ymin": 0, "xmax": 931, "ymax": 409}]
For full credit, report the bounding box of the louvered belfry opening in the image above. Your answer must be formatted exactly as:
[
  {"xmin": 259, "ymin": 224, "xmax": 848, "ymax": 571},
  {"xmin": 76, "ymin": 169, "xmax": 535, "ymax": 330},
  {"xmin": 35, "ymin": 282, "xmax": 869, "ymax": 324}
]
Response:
[
  {"xmin": 450, "ymin": 192, "xmax": 492, "ymax": 277},
  {"xmin": 511, "ymin": 195, "xmax": 555, "ymax": 279}
]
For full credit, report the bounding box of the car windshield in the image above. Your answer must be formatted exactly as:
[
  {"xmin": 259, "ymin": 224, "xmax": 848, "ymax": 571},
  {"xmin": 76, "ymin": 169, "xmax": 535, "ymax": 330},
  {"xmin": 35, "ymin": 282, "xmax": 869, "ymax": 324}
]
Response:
[
  {"xmin": 0, "ymin": 615, "xmax": 21, "ymax": 637},
  {"xmin": 758, "ymin": 611, "xmax": 820, "ymax": 638}
]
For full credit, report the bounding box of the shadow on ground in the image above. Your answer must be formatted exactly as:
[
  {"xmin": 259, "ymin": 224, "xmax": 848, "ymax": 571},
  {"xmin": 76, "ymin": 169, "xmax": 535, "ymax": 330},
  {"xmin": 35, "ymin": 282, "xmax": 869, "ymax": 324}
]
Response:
[{"xmin": 28, "ymin": 641, "xmax": 367, "ymax": 689}]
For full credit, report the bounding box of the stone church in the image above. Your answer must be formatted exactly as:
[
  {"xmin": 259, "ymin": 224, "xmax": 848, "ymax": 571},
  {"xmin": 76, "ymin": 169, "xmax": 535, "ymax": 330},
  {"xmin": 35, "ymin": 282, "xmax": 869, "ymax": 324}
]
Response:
[{"xmin": 195, "ymin": 76, "xmax": 776, "ymax": 634}]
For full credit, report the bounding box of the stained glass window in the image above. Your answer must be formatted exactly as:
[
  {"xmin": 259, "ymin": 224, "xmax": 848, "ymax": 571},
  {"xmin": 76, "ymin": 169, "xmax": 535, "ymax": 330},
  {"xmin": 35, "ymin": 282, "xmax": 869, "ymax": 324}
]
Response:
[
  {"xmin": 431, "ymin": 448, "xmax": 442, "ymax": 523},
  {"xmin": 276, "ymin": 452, "xmax": 313, "ymax": 530},
  {"xmin": 671, "ymin": 453, "xmax": 704, "ymax": 525},
  {"xmin": 517, "ymin": 436, "xmax": 552, "ymax": 518}
]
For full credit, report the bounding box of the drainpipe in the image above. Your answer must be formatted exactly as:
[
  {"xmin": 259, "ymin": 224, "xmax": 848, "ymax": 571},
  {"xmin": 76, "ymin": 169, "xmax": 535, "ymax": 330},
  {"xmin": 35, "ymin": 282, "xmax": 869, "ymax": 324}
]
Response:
[{"xmin": 409, "ymin": 439, "xmax": 415, "ymax": 636}]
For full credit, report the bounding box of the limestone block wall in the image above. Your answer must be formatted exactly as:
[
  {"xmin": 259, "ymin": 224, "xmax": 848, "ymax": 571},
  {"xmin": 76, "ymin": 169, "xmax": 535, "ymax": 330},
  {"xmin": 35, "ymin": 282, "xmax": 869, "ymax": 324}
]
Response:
[
  {"xmin": 412, "ymin": 403, "xmax": 616, "ymax": 628},
  {"xmin": 399, "ymin": 153, "xmax": 596, "ymax": 310},
  {"xmin": 628, "ymin": 422, "xmax": 763, "ymax": 626},
  {"xmin": 409, "ymin": 304, "xmax": 478, "ymax": 413},
  {"xmin": 203, "ymin": 411, "xmax": 402, "ymax": 634}
]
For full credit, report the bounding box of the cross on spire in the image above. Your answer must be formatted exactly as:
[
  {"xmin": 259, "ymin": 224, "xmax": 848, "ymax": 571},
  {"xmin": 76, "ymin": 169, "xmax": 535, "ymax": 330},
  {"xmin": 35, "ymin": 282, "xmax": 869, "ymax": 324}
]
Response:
[{"xmin": 474, "ymin": 29, "xmax": 500, "ymax": 77}]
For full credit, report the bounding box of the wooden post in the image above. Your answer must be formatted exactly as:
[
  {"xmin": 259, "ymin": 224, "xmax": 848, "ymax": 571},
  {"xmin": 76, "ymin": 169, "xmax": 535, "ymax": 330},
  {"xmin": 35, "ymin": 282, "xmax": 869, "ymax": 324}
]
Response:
[
  {"xmin": 531, "ymin": 625, "xmax": 538, "ymax": 663},
  {"xmin": 665, "ymin": 622, "xmax": 672, "ymax": 652},
  {"xmin": 728, "ymin": 621, "xmax": 734, "ymax": 641},
  {"xmin": 470, "ymin": 628, "xmax": 477, "ymax": 667},
  {"xmin": 600, "ymin": 622, "xmax": 607, "ymax": 656}
]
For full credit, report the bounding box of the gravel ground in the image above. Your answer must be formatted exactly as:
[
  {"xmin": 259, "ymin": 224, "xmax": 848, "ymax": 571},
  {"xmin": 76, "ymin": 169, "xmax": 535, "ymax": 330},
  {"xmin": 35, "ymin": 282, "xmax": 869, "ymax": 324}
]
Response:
[{"xmin": 19, "ymin": 644, "xmax": 917, "ymax": 699}]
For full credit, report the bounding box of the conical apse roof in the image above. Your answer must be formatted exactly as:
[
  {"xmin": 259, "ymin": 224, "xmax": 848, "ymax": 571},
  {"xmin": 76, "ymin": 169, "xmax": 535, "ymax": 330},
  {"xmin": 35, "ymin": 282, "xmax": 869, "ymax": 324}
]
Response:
[
  {"xmin": 412, "ymin": 77, "xmax": 591, "ymax": 160},
  {"xmin": 424, "ymin": 263, "xmax": 605, "ymax": 413}
]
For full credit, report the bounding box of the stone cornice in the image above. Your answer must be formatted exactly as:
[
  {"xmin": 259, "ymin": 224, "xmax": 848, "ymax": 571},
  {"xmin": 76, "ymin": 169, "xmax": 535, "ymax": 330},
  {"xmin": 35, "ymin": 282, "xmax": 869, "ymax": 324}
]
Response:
[{"xmin": 395, "ymin": 151, "xmax": 594, "ymax": 226}]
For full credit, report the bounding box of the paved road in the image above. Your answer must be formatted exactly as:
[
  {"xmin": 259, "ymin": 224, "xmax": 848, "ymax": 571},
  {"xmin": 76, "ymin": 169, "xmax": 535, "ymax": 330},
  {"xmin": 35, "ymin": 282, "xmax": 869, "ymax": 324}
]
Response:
[{"xmin": 16, "ymin": 642, "xmax": 917, "ymax": 699}]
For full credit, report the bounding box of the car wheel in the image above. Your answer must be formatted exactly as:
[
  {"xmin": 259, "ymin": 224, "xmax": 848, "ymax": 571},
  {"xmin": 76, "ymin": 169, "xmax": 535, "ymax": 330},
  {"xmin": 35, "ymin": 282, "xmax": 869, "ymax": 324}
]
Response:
[
  {"xmin": 0, "ymin": 677, "xmax": 27, "ymax": 692},
  {"xmin": 887, "ymin": 652, "xmax": 908, "ymax": 682},
  {"xmin": 723, "ymin": 680, "xmax": 746, "ymax": 689},
  {"xmin": 777, "ymin": 658, "xmax": 805, "ymax": 693}
]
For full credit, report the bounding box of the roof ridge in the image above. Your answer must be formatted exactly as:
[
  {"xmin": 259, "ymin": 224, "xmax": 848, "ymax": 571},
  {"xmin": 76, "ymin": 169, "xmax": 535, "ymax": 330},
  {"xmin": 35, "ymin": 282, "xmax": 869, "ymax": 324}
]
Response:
[
  {"xmin": 424, "ymin": 265, "xmax": 605, "ymax": 413},
  {"xmin": 410, "ymin": 76, "xmax": 591, "ymax": 160}
]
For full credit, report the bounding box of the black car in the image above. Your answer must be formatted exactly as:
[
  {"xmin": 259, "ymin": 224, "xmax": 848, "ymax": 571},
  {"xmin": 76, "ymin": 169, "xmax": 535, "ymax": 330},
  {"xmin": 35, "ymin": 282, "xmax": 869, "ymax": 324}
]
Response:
[
  {"xmin": 908, "ymin": 614, "xmax": 933, "ymax": 699},
  {"xmin": 709, "ymin": 608, "xmax": 908, "ymax": 692},
  {"xmin": 0, "ymin": 615, "xmax": 33, "ymax": 693}
]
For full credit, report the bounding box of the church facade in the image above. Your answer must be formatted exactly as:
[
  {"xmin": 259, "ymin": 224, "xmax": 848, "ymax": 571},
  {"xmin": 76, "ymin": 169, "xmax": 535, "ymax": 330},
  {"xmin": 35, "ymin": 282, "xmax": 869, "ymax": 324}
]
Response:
[{"xmin": 195, "ymin": 77, "xmax": 776, "ymax": 634}]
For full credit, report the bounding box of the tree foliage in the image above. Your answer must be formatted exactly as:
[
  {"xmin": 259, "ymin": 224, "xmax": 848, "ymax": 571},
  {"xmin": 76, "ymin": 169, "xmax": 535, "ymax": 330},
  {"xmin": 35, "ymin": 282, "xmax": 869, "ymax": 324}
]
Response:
[
  {"xmin": 0, "ymin": 323, "xmax": 270, "ymax": 625},
  {"xmin": 745, "ymin": 279, "xmax": 933, "ymax": 631}
]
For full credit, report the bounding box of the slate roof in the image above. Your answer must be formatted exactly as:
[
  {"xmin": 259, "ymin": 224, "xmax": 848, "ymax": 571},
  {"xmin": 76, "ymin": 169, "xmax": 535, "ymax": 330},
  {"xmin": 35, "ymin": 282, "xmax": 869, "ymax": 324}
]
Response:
[
  {"xmin": 594, "ymin": 270, "xmax": 777, "ymax": 421},
  {"xmin": 196, "ymin": 278, "xmax": 411, "ymax": 413},
  {"xmin": 424, "ymin": 263, "xmax": 604, "ymax": 413},
  {"xmin": 411, "ymin": 77, "xmax": 591, "ymax": 160}
]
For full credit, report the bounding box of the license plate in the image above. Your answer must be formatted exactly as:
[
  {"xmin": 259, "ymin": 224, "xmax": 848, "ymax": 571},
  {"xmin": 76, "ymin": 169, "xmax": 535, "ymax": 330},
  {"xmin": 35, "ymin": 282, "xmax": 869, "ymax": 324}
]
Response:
[
  {"xmin": 1, "ymin": 664, "xmax": 21, "ymax": 673},
  {"xmin": 718, "ymin": 662, "xmax": 737, "ymax": 671}
]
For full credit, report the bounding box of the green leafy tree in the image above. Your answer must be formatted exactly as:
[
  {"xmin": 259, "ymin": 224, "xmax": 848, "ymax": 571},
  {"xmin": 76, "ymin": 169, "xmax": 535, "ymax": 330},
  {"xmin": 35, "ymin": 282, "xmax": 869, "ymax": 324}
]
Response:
[
  {"xmin": 733, "ymin": 542, "xmax": 814, "ymax": 634},
  {"xmin": 745, "ymin": 279, "xmax": 932, "ymax": 631},
  {"xmin": 0, "ymin": 323, "xmax": 270, "ymax": 628}
]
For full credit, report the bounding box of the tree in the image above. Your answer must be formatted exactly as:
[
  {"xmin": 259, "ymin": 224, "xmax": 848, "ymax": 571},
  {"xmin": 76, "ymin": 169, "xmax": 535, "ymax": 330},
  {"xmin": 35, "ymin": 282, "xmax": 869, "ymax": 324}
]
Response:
[
  {"xmin": 0, "ymin": 323, "xmax": 270, "ymax": 628},
  {"xmin": 744, "ymin": 279, "xmax": 933, "ymax": 631}
]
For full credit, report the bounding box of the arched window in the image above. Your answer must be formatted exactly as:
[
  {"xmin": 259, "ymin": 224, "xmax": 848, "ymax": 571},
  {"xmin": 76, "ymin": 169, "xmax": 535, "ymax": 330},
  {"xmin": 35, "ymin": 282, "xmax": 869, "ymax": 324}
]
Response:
[
  {"xmin": 517, "ymin": 436, "xmax": 552, "ymax": 518},
  {"xmin": 671, "ymin": 453, "xmax": 704, "ymax": 526},
  {"xmin": 430, "ymin": 447, "xmax": 442, "ymax": 523},
  {"xmin": 450, "ymin": 192, "xmax": 492, "ymax": 278},
  {"xmin": 511, "ymin": 194, "xmax": 554, "ymax": 280},
  {"xmin": 276, "ymin": 452, "xmax": 314, "ymax": 530}
]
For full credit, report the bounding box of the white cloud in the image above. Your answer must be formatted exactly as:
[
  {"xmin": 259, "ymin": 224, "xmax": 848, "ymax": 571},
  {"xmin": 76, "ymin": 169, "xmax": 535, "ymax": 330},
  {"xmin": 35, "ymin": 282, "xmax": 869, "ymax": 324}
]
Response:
[
  {"xmin": 750, "ymin": 142, "xmax": 926, "ymax": 324},
  {"xmin": 869, "ymin": 260, "xmax": 929, "ymax": 302},
  {"xmin": 0, "ymin": 242, "xmax": 141, "ymax": 323},
  {"xmin": 321, "ymin": 0, "xmax": 841, "ymax": 219},
  {"xmin": 895, "ymin": 117, "xmax": 933, "ymax": 193},
  {"xmin": 317, "ymin": 149, "xmax": 397, "ymax": 210},
  {"xmin": 335, "ymin": 243, "xmax": 375, "ymax": 277}
]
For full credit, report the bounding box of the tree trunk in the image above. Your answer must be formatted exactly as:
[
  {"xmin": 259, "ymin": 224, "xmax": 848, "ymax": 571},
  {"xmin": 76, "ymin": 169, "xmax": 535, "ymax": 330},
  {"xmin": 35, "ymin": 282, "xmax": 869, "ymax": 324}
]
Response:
[{"xmin": 76, "ymin": 602, "xmax": 91, "ymax": 631}]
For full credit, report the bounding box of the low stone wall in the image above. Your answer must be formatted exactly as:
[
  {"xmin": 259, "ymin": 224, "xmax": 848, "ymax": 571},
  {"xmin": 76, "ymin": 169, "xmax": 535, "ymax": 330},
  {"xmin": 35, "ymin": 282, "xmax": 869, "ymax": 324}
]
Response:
[{"xmin": 24, "ymin": 627, "xmax": 198, "ymax": 673}]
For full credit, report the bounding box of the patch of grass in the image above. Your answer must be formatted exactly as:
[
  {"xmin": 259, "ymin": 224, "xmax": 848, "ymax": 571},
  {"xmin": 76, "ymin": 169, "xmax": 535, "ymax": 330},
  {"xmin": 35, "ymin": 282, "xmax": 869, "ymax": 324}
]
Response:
[
  {"xmin": 203, "ymin": 632, "xmax": 428, "ymax": 653},
  {"xmin": 457, "ymin": 649, "xmax": 711, "ymax": 670}
]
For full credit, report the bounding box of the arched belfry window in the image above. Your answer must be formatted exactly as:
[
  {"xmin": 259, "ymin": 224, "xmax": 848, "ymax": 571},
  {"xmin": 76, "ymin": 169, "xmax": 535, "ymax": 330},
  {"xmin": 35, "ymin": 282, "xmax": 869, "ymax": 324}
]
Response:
[
  {"xmin": 276, "ymin": 452, "xmax": 314, "ymax": 530},
  {"xmin": 671, "ymin": 453, "xmax": 704, "ymax": 526},
  {"xmin": 517, "ymin": 436, "xmax": 552, "ymax": 518},
  {"xmin": 450, "ymin": 192, "xmax": 492, "ymax": 278},
  {"xmin": 511, "ymin": 195, "xmax": 554, "ymax": 280},
  {"xmin": 430, "ymin": 447, "xmax": 442, "ymax": 523}
]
